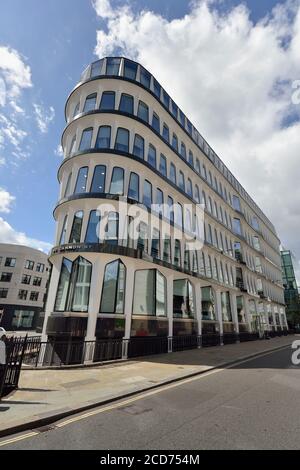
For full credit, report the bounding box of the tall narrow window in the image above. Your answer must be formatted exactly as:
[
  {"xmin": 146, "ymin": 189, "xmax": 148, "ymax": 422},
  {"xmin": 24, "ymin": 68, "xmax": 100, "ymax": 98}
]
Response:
[
  {"xmin": 137, "ymin": 101, "xmax": 149, "ymax": 122},
  {"xmin": 180, "ymin": 142, "xmax": 186, "ymax": 160},
  {"xmin": 170, "ymin": 163, "xmax": 176, "ymax": 184},
  {"xmin": 162, "ymin": 124, "xmax": 169, "ymax": 142},
  {"xmin": 167, "ymin": 196, "xmax": 174, "ymax": 223},
  {"xmin": 151, "ymin": 228, "xmax": 160, "ymax": 259},
  {"xmin": 59, "ymin": 215, "xmax": 68, "ymax": 245},
  {"xmin": 152, "ymin": 112, "xmax": 160, "ymax": 133},
  {"xmin": 99, "ymin": 91, "xmax": 115, "ymax": 110},
  {"xmin": 173, "ymin": 280, "xmax": 195, "ymax": 318},
  {"xmin": 233, "ymin": 218, "xmax": 242, "ymax": 236},
  {"xmin": 178, "ymin": 171, "xmax": 185, "ymax": 192},
  {"xmin": 83, "ymin": 93, "xmax": 97, "ymax": 112},
  {"xmin": 184, "ymin": 247, "xmax": 190, "ymax": 271},
  {"xmin": 159, "ymin": 154, "xmax": 167, "ymax": 177},
  {"xmin": 69, "ymin": 211, "xmax": 83, "ymax": 243},
  {"xmin": 100, "ymin": 260, "xmax": 126, "ymax": 313},
  {"xmin": 140, "ymin": 67, "xmax": 151, "ymax": 88},
  {"xmin": 74, "ymin": 167, "xmax": 88, "ymax": 194},
  {"xmin": 119, "ymin": 93, "xmax": 134, "ymax": 114},
  {"xmin": 69, "ymin": 136, "xmax": 76, "ymax": 156},
  {"xmin": 133, "ymin": 134, "xmax": 144, "ymax": 159},
  {"xmin": 143, "ymin": 180, "xmax": 152, "ymax": 208},
  {"xmin": 147, "ymin": 144, "xmax": 156, "ymax": 168},
  {"xmin": 188, "ymin": 151, "xmax": 194, "ymax": 166},
  {"xmin": 163, "ymin": 236, "xmax": 171, "ymax": 263},
  {"xmin": 91, "ymin": 165, "xmax": 106, "ymax": 193},
  {"xmin": 106, "ymin": 57, "xmax": 121, "ymax": 75},
  {"xmin": 187, "ymin": 178, "xmax": 193, "ymax": 198},
  {"xmin": 172, "ymin": 133, "xmax": 178, "ymax": 152},
  {"xmin": 195, "ymin": 158, "xmax": 200, "ymax": 174},
  {"xmin": 128, "ymin": 172, "xmax": 139, "ymax": 201},
  {"xmin": 123, "ymin": 59, "xmax": 137, "ymax": 80},
  {"xmin": 232, "ymin": 195, "xmax": 241, "ymax": 211},
  {"xmin": 162, "ymin": 89, "xmax": 170, "ymax": 109},
  {"xmin": 137, "ymin": 222, "xmax": 149, "ymax": 252},
  {"xmin": 153, "ymin": 78, "xmax": 161, "ymax": 98},
  {"xmin": 174, "ymin": 239, "xmax": 181, "ymax": 267},
  {"xmin": 79, "ymin": 128, "xmax": 93, "ymax": 151},
  {"xmin": 95, "ymin": 126, "xmax": 111, "ymax": 149},
  {"xmin": 110, "ymin": 167, "xmax": 124, "ymax": 195},
  {"xmin": 105, "ymin": 212, "xmax": 119, "ymax": 244},
  {"xmin": 133, "ymin": 269, "xmax": 166, "ymax": 316},
  {"xmin": 63, "ymin": 172, "xmax": 72, "ymax": 198},
  {"xmin": 91, "ymin": 59, "xmax": 104, "ymax": 77},
  {"xmin": 73, "ymin": 102, "xmax": 80, "ymax": 118},
  {"xmin": 194, "ymin": 185, "xmax": 200, "ymax": 203},
  {"xmin": 85, "ymin": 210, "xmax": 101, "ymax": 243},
  {"xmin": 68, "ymin": 257, "xmax": 92, "ymax": 312},
  {"xmin": 175, "ymin": 203, "xmax": 183, "ymax": 228},
  {"xmin": 114, "ymin": 128, "xmax": 129, "ymax": 153},
  {"xmin": 156, "ymin": 188, "xmax": 164, "ymax": 215},
  {"xmin": 54, "ymin": 258, "xmax": 72, "ymax": 311}
]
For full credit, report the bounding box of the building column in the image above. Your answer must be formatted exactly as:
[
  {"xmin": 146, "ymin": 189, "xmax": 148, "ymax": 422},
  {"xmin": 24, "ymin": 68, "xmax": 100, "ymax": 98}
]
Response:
[
  {"xmin": 215, "ymin": 289, "xmax": 223, "ymax": 345},
  {"xmin": 263, "ymin": 302, "xmax": 270, "ymax": 332},
  {"xmin": 122, "ymin": 263, "xmax": 135, "ymax": 359},
  {"xmin": 195, "ymin": 282, "xmax": 202, "ymax": 348},
  {"xmin": 167, "ymin": 275, "xmax": 173, "ymax": 352},
  {"xmin": 244, "ymin": 296, "xmax": 252, "ymax": 332},
  {"xmin": 84, "ymin": 261, "xmax": 105, "ymax": 364},
  {"xmin": 230, "ymin": 291, "xmax": 239, "ymax": 342},
  {"xmin": 271, "ymin": 305, "xmax": 278, "ymax": 331}
]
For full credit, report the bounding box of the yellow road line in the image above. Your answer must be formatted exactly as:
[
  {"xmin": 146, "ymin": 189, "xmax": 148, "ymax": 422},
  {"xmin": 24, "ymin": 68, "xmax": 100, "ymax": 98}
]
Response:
[{"xmin": 0, "ymin": 345, "xmax": 289, "ymax": 446}]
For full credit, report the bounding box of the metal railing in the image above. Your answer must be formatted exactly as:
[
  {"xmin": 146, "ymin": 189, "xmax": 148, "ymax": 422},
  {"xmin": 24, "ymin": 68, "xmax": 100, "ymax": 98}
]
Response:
[{"xmin": 172, "ymin": 335, "xmax": 200, "ymax": 352}]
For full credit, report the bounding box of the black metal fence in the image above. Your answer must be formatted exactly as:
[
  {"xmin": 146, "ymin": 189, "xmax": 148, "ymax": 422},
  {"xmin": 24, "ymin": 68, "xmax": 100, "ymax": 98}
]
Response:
[
  {"xmin": 201, "ymin": 333, "xmax": 221, "ymax": 347},
  {"xmin": 223, "ymin": 333, "xmax": 239, "ymax": 345},
  {"xmin": 0, "ymin": 336, "xmax": 27, "ymax": 398},
  {"xmin": 128, "ymin": 336, "xmax": 168, "ymax": 358},
  {"xmin": 172, "ymin": 335, "xmax": 200, "ymax": 352}
]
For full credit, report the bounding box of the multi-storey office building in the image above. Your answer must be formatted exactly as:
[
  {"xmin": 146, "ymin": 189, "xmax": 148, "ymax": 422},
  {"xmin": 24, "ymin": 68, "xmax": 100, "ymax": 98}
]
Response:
[
  {"xmin": 0, "ymin": 244, "xmax": 50, "ymax": 331},
  {"xmin": 281, "ymin": 250, "xmax": 300, "ymax": 328},
  {"xmin": 42, "ymin": 57, "xmax": 287, "ymax": 359}
]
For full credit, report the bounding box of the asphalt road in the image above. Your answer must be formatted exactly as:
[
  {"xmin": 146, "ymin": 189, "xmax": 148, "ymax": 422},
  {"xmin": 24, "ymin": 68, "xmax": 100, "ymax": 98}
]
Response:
[{"xmin": 1, "ymin": 346, "xmax": 300, "ymax": 450}]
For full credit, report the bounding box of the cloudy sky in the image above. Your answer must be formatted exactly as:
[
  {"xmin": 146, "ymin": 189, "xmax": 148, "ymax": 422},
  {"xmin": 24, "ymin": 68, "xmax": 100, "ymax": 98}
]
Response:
[{"xmin": 0, "ymin": 0, "xmax": 300, "ymax": 279}]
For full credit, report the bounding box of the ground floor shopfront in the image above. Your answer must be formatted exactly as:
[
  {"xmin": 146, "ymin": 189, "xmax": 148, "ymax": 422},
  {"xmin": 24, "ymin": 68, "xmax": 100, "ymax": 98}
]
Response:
[{"xmin": 0, "ymin": 304, "xmax": 43, "ymax": 331}]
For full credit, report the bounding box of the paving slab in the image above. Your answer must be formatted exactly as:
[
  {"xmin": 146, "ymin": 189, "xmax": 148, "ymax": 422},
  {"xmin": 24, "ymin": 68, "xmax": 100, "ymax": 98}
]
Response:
[{"xmin": 0, "ymin": 335, "xmax": 295, "ymax": 437}]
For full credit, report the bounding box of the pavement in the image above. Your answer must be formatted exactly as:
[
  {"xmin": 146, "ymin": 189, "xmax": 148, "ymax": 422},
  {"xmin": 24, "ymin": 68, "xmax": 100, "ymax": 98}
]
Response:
[{"xmin": 0, "ymin": 335, "xmax": 295, "ymax": 438}]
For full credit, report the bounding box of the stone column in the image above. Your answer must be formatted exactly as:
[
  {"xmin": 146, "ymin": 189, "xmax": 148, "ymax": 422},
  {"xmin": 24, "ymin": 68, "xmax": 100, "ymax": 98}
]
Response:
[
  {"xmin": 215, "ymin": 289, "xmax": 223, "ymax": 345},
  {"xmin": 243, "ymin": 296, "xmax": 252, "ymax": 332},
  {"xmin": 166, "ymin": 275, "xmax": 173, "ymax": 353},
  {"xmin": 230, "ymin": 291, "xmax": 239, "ymax": 342},
  {"xmin": 122, "ymin": 262, "xmax": 135, "ymax": 359},
  {"xmin": 195, "ymin": 281, "xmax": 202, "ymax": 348}
]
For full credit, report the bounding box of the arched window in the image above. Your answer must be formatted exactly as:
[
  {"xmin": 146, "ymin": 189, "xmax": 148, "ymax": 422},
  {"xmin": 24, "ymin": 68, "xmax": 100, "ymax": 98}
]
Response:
[
  {"xmin": 152, "ymin": 112, "xmax": 160, "ymax": 133},
  {"xmin": 105, "ymin": 212, "xmax": 119, "ymax": 245},
  {"xmin": 137, "ymin": 222, "xmax": 149, "ymax": 252},
  {"xmin": 202, "ymin": 191, "xmax": 207, "ymax": 209},
  {"xmin": 159, "ymin": 154, "xmax": 167, "ymax": 177},
  {"xmin": 173, "ymin": 279, "xmax": 195, "ymax": 318},
  {"xmin": 99, "ymin": 91, "xmax": 115, "ymax": 110},
  {"xmin": 119, "ymin": 93, "xmax": 134, "ymax": 114},
  {"xmin": 143, "ymin": 180, "xmax": 152, "ymax": 208},
  {"xmin": 174, "ymin": 239, "xmax": 181, "ymax": 267},
  {"xmin": 195, "ymin": 158, "xmax": 200, "ymax": 174},
  {"xmin": 59, "ymin": 215, "xmax": 68, "ymax": 245},
  {"xmin": 128, "ymin": 172, "xmax": 139, "ymax": 201},
  {"xmin": 172, "ymin": 133, "xmax": 178, "ymax": 152},
  {"xmin": 114, "ymin": 128, "xmax": 129, "ymax": 153},
  {"xmin": 137, "ymin": 101, "xmax": 149, "ymax": 122},
  {"xmin": 163, "ymin": 235, "xmax": 171, "ymax": 263},
  {"xmin": 184, "ymin": 246, "xmax": 190, "ymax": 271},
  {"xmin": 194, "ymin": 185, "xmax": 200, "ymax": 203},
  {"xmin": 100, "ymin": 259, "xmax": 126, "ymax": 314},
  {"xmin": 187, "ymin": 178, "xmax": 193, "ymax": 198},
  {"xmin": 151, "ymin": 228, "xmax": 160, "ymax": 259},
  {"xmin": 162, "ymin": 123, "xmax": 169, "ymax": 142},
  {"xmin": 155, "ymin": 188, "xmax": 164, "ymax": 215},
  {"xmin": 83, "ymin": 93, "xmax": 97, "ymax": 113},
  {"xmin": 147, "ymin": 144, "xmax": 156, "ymax": 168},
  {"xmin": 110, "ymin": 167, "xmax": 124, "ymax": 195},
  {"xmin": 180, "ymin": 142, "xmax": 186, "ymax": 160},
  {"xmin": 178, "ymin": 171, "xmax": 185, "ymax": 191},
  {"xmin": 79, "ymin": 128, "xmax": 93, "ymax": 151},
  {"xmin": 188, "ymin": 151, "xmax": 194, "ymax": 166},
  {"xmin": 133, "ymin": 269, "xmax": 166, "ymax": 316},
  {"xmin": 85, "ymin": 210, "xmax": 101, "ymax": 243},
  {"xmin": 170, "ymin": 163, "xmax": 176, "ymax": 184},
  {"xmin": 91, "ymin": 165, "xmax": 106, "ymax": 193},
  {"xmin": 54, "ymin": 256, "xmax": 92, "ymax": 313},
  {"xmin": 167, "ymin": 196, "xmax": 174, "ymax": 223},
  {"xmin": 175, "ymin": 203, "xmax": 183, "ymax": 228},
  {"xmin": 133, "ymin": 134, "xmax": 144, "ymax": 159},
  {"xmin": 69, "ymin": 211, "xmax": 83, "ymax": 243},
  {"xmin": 74, "ymin": 167, "xmax": 88, "ymax": 194},
  {"xmin": 95, "ymin": 126, "xmax": 111, "ymax": 149}
]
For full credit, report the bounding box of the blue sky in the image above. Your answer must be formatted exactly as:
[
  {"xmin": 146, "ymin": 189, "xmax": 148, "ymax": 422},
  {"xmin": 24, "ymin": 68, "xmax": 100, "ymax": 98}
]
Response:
[{"xmin": 0, "ymin": 0, "xmax": 299, "ymax": 274}]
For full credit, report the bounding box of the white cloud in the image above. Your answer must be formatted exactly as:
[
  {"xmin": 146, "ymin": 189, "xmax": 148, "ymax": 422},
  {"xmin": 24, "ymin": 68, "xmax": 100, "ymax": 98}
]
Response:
[
  {"xmin": 93, "ymin": 0, "xmax": 300, "ymax": 282},
  {"xmin": 0, "ymin": 188, "xmax": 15, "ymax": 213},
  {"xmin": 0, "ymin": 46, "xmax": 32, "ymax": 100},
  {"xmin": 0, "ymin": 217, "xmax": 52, "ymax": 253},
  {"xmin": 54, "ymin": 144, "xmax": 64, "ymax": 157},
  {"xmin": 33, "ymin": 103, "xmax": 55, "ymax": 133}
]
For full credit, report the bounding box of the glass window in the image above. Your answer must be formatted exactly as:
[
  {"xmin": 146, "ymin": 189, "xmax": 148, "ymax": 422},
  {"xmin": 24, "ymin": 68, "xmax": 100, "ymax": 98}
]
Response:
[
  {"xmin": 163, "ymin": 236, "xmax": 171, "ymax": 263},
  {"xmin": 152, "ymin": 112, "xmax": 160, "ymax": 133},
  {"xmin": 133, "ymin": 269, "xmax": 166, "ymax": 316},
  {"xmin": 162, "ymin": 89, "xmax": 170, "ymax": 109},
  {"xmin": 140, "ymin": 66, "xmax": 151, "ymax": 88},
  {"xmin": 73, "ymin": 102, "xmax": 80, "ymax": 118},
  {"xmin": 25, "ymin": 260, "xmax": 34, "ymax": 270},
  {"xmin": 69, "ymin": 211, "xmax": 83, "ymax": 243},
  {"xmin": 128, "ymin": 172, "xmax": 140, "ymax": 201},
  {"xmin": 30, "ymin": 291, "xmax": 39, "ymax": 301},
  {"xmin": 33, "ymin": 276, "xmax": 42, "ymax": 287},
  {"xmin": 36, "ymin": 263, "xmax": 44, "ymax": 273},
  {"xmin": 171, "ymin": 101, "xmax": 178, "ymax": 118},
  {"xmin": 74, "ymin": 166, "xmax": 88, "ymax": 194},
  {"xmin": 187, "ymin": 178, "xmax": 193, "ymax": 198},
  {"xmin": 137, "ymin": 101, "xmax": 149, "ymax": 122},
  {"xmin": 105, "ymin": 212, "xmax": 119, "ymax": 244},
  {"xmin": 91, "ymin": 165, "xmax": 106, "ymax": 193},
  {"xmin": 114, "ymin": 128, "xmax": 129, "ymax": 153},
  {"xmin": 0, "ymin": 272, "xmax": 13, "ymax": 282},
  {"xmin": 221, "ymin": 292, "xmax": 232, "ymax": 322},
  {"xmin": 90, "ymin": 59, "xmax": 104, "ymax": 77},
  {"xmin": 188, "ymin": 151, "xmax": 194, "ymax": 166},
  {"xmin": 195, "ymin": 158, "xmax": 200, "ymax": 174},
  {"xmin": 69, "ymin": 136, "xmax": 76, "ymax": 156},
  {"xmin": 174, "ymin": 239, "xmax": 181, "ymax": 267},
  {"xmin": 162, "ymin": 124, "xmax": 169, "ymax": 142},
  {"xmin": 79, "ymin": 128, "xmax": 93, "ymax": 151},
  {"xmin": 0, "ymin": 288, "xmax": 8, "ymax": 299},
  {"xmin": 175, "ymin": 203, "xmax": 183, "ymax": 228},
  {"xmin": 59, "ymin": 215, "xmax": 68, "ymax": 245},
  {"xmin": 119, "ymin": 93, "xmax": 134, "ymax": 114},
  {"xmin": 100, "ymin": 260, "xmax": 126, "ymax": 314},
  {"xmin": 68, "ymin": 257, "xmax": 92, "ymax": 312},
  {"xmin": 167, "ymin": 196, "xmax": 174, "ymax": 223},
  {"xmin": 184, "ymin": 247, "xmax": 190, "ymax": 271},
  {"xmin": 95, "ymin": 126, "xmax": 111, "ymax": 149},
  {"xmin": 99, "ymin": 91, "xmax": 115, "ymax": 110},
  {"xmin": 179, "ymin": 109, "xmax": 185, "ymax": 127},
  {"xmin": 178, "ymin": 171, "xmax": 185, "ymax": 191},
  {"xmin": 153, "ymin": 78, "xmax": 161, "ymax": 98},
  {"xmin": 110, "ymin": 167, "xmax": 124, "ymax": 195},
  {"xmin": 233, "ymin": 218, "xmax": 242, "ymax": 236},
  {"xmin": 202, "ymin": 164, "xmax": 207, "ymax": 179},
  {"xmin": 83, "ymin": 93, "xmax": 97, "ymax": 113},
  {"xmin": 54, "ymin": 259, "xmax": 72, "ymax": 311},
  {"xmin": 173, "ymin": 279, "xmax": 195, "ymax": 318},
  {"xmin": 5, "ymin": 257, "xmax": 16, "ymax": 267},
  {"xmin": 147, "ymin": 144, "xmax": 156, "ymax": 168},
  {"xmin": 133, "ymin": 134, "xmax": 144, "ymax": 159},
  {"xmin": 64, "ymin": 172, "xmax": 72, "ymax": 198},
  {"xmin": 233, "ymin": 195, "xmax": 241, "ymax": 211},
  {"xmin": 123, "ymin": 59, "xmax": 137, "ymax": 80},
  {"xmin": 180, "ymin": 142, "xmax": 187, "ymax": 160},
  {"xmin": 172, "ymin": 133, "xmax": 178, "ymax": 152},
  {"xmin": 151, "ymin": 228, "xmax": 160, "ymax": 259},
  {"xmin": 170, "ymin": 163, "xmax": 176, "ymax": 184},
  {"xmin": 143, "ymin": 180, "xmax": 152, "ymax": 208},
  {"xmin": 201, "ymin": 286, "xmax": 216, "ymax": 320},
  {"xmin": 137, "ymin": 222, "xmax": 149, "ymax": 252},
  {"xmin": 85, "ymin": 210, "xmax": 101, "ymax": 243},
  {"xmin": 106, "ymin": 57, "xmax": 121, "ymax": 75},
  {"xmin": 194, "ymin": 185, "xmax": 200, "ymax": 203},
  {"xmin": 159, "ymin": 154, "xmax": 167, "ymax": 177}
]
